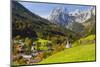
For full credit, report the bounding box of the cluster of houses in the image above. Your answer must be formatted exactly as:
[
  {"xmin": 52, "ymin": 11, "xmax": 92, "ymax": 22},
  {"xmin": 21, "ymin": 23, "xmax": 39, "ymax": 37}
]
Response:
[
  {"xmin": 12, "ymin": 36, "xmax": 72, "ymax": 64},
  {"xmin": 12, "ymin": 36, "xmax": 53, "ymax": 64}
]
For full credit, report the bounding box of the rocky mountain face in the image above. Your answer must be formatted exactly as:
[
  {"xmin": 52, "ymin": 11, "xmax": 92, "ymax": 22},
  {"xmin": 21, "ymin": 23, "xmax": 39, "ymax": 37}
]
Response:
[
  {"xmin": 48, "ymin": 7, "xmax": 95, "ymax": 24},
  {"xmin": 48, "ymin": 7, "xmax": 96, "ymax": 35},
  {"xmin": 48, "ymin": 8, "xmax": 75, "ymax": 26},
  {"xmin": 69, "ymin": 7, "xmax": 95, "ymax": 23}
]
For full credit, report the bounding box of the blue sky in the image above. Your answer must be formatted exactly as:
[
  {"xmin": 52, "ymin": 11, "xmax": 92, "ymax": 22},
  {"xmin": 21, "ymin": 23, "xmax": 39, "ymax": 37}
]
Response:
[{"xmin": 19, "ymin": 2, "xmax": 93, "ymax": 18}]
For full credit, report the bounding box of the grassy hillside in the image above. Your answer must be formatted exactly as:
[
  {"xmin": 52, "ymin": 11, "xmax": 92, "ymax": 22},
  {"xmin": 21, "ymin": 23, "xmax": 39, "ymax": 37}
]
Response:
[
  {"xmin": 73, "ymin": 35, "xmax": 95, "ymax": 47},
  {"xmin": 34, "ymin": 38, "xmax": 49, "ymax": 50},
  {"xmin": 39, "ymin": 35, "xmax": 96, "ymax": 64}
]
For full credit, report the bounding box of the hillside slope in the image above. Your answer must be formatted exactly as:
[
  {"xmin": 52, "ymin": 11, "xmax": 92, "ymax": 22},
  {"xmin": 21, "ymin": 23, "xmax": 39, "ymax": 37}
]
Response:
[
  {"xmin": 39, "ymin": 35, "xmax": 96, "ymax": 64},
  {"xmin": 82, "ymin": 15, "xmax": 96, "ymax": 36}
]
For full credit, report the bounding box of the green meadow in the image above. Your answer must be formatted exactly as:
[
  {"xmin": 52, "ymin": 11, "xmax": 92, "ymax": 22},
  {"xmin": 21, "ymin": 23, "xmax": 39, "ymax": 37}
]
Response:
[{"xmin": 39, "ymin": 35, "xmax": 96, "ymax": 64}]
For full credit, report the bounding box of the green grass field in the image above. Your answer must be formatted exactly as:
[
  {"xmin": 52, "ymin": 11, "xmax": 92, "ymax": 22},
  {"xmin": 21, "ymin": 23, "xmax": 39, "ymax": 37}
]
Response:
[
  {"xmin": 34, "ymin": 38, "xmax": 49, "ymax": 50},
  {"xmin": 38, "ymin": 35, "xmax": 96, "ymax": 64}
]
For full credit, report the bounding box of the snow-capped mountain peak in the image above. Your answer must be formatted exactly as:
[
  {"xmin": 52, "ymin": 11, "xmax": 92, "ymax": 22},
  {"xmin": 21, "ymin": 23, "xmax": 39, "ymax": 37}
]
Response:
[
  {"xmin": 48, "ymin": 7, "xmax": 73, "ymax": 26},
  {"xmin": 48, "ymin": 6, "xmax": 95, "ymax": 25}
]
